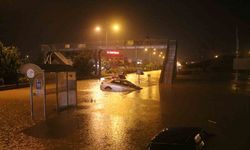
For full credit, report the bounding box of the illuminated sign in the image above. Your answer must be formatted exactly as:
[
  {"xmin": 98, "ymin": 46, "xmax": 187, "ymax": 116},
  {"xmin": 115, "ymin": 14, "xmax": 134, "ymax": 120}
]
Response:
[{"xmin": 107, "ymin": 51, "xmax": 120, "ymax": 55}]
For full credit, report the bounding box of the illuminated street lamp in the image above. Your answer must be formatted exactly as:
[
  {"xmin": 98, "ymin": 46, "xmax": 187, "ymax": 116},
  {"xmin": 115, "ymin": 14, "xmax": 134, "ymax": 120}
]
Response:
[
  {"xmin": 214, "ymin": 55, "xmax": 219, "ymax": 58},
  {"xmin": 94, "ymin": 26, "xmax": 101, "ymax": 32},
  {"xmin": 94, "ymin": 23, "xmax": 121, "ymax": 77},
  {"xmin": 153, "ymin": 48, "xmax": 156, "ymax": 51},
  {"xmin": 153, "ymin": 51, "xmax": 156, "ymax": 55},
  {"xmin": 144, "ymin": 48, "xmax": 148, "ymax": 52},
  {"xmin": 94, "ymin": 23, "xmax": 121, "ymax": 48},
  {"xmin": 112, "ymin": 24, "xmax": 120, "ymax": 32}
]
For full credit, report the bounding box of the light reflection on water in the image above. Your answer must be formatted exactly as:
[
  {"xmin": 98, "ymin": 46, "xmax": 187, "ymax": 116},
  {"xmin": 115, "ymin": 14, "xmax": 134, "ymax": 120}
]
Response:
[
  {"xmin": 90, "ymin": 111, "xmax": 127, "ymax": 149},
  {"xmin": 82, "ymin": 71, "xmax": 162, "ymax": 149},
  {"xmin": 231, "ymin": 75, "xmax": 250, "ymax": 92}
]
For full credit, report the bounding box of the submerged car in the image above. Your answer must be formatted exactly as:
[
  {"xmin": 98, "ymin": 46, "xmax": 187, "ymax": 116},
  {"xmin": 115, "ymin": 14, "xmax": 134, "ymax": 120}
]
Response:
[
  {"xmin": 100, "ymin": 78, "xmax": 142, "ymax": 92},
  {"xmin": 148, "ymin": 127, "xmax": 209, "ymax": 150}
]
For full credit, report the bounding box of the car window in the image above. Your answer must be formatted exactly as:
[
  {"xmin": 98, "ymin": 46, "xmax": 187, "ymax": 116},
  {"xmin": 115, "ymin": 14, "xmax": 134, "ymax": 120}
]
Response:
[
  {"xmin": 111, "ymin": 80, "xmax": 121, "ymax": 84},
  {"xmin": 121, "ymin": 80, "xmax": 135, "ymax": 87},
  {"xmin": 121, "ymin": 81, "xmax": 129, "ymax": 86}
]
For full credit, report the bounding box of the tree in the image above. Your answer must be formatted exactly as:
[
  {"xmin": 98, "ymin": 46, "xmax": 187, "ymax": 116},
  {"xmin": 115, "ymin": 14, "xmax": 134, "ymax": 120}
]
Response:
[
  {"xmin": 0, "ymin": 42, "xmax": 21, "ymax": 84},
  {"xmin": 73, "ymin": 50, "xmax": 94, "ymax": 78}
]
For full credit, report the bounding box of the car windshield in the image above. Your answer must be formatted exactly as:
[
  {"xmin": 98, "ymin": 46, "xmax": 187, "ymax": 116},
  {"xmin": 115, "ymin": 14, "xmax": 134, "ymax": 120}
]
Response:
[{"xmin": 111, "ymin": 80, "xmax": 122, "ymax": 84}]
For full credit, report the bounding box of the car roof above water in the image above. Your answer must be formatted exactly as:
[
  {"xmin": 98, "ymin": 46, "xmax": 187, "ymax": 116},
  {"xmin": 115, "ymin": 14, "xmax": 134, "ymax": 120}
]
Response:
[{"xmin": 150, "ymin": 127, "xmax": 202, "ymax": 144}]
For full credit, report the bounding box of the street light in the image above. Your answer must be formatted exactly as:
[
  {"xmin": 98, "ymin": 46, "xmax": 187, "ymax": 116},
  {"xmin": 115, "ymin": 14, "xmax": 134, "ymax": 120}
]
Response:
[
  {"xmin": 94, "ymin": 22, "xmax": 121, "ymax": 77},
  {"xmin": 153, "ymin": 51, "xmax": 156, "ymax": 55},
  {"xmin": 94, "ymin": 26, "xmax": 101, "ymax": 32},
  {"xmin": 144, "ymin": 48, "xmax": 148, "ymax": 52},
  {"xmin": 112, "ymin": 24, "xmax": 120, "ymax": 32},
  {"xmin": 94, "ymin": 23, "xmax": 121, "ymax": 48}
]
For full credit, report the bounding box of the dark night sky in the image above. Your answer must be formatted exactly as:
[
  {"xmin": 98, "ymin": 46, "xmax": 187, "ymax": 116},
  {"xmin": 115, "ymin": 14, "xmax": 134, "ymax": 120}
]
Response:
[{"xmin": 1, "ymin": 0, "xmax": 250, "ymax": 60}]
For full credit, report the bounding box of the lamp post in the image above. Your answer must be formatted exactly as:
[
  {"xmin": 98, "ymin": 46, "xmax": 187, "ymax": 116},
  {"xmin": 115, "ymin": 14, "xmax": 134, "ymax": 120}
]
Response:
[
  {"xmin": 94, "ymin": 23, "xmax": 121, "ymax": 76},
  {"xmin": 95, "ymin": 23, "xmax": 120, "ymax": 48}
]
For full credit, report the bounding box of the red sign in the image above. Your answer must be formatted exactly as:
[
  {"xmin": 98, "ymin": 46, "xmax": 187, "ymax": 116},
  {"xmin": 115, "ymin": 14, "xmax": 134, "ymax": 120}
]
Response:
[{"xmin": 107, "ymin": 50, "xmax": 119, "ymax": 55}]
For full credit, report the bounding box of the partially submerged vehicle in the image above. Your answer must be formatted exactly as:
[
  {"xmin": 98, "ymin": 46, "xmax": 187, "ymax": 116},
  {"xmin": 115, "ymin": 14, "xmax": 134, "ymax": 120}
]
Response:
[
  {"xmin": 148, "ymin": 127, "xmax": 210, "ymax": 150},
  {"xmin": 100, "ymin": 78, "xmax": 142, "ymax": 92}
]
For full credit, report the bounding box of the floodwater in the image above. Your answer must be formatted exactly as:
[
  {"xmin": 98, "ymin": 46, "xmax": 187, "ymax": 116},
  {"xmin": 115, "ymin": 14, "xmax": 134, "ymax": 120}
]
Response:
[{"xmin": 0, "ymin": 70, "xmax": 250, "ymax": 149}]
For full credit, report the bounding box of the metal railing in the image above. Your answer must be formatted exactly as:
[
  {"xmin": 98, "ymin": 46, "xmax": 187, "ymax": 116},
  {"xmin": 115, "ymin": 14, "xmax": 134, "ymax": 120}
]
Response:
[{"xmin": 41, "ymin": 39, "xmax": 168, "ymax": 52}]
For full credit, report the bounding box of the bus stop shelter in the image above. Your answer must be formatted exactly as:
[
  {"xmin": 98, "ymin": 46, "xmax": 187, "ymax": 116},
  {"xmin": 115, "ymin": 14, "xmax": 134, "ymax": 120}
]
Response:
[{"xmin": 20, "ymin": 63, "xmax": 77, "ymax": 120}]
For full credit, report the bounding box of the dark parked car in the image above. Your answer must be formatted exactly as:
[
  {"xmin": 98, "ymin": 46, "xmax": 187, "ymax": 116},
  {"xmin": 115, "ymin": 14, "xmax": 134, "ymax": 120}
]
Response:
[{"xmin": 148, "ymin": 127, "xmax": 209, "ymax": 150}]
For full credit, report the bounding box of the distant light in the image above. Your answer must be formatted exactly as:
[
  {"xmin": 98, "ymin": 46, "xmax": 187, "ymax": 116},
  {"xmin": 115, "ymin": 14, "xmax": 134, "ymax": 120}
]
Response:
[
  {"xmin": 190, "ymin": 61, "xmax": 195, "ymax": 64},
  {"xmin": 162, "ymin": 56, "xmax": 165, "ymax": 59},
  {"xmin": 26, "ymin": 55, "xmax": 29, "ymax": 58},
  {"xmin": 177, "ymin": 61, "xmax": 182, "ymax": 67},
  {"xmin": 107, "ymin": 50, "xmax": 119, "ymax": 55},
  {"xmin": 65, "ymin": 44, "xmax": 70, "ymax": 48},
  {"xmin": 153, "ymin": 48, "xmax": 156, "ymax": 51},
  {"xmin": 214, "ymin": 55, "xmax": 219, "ymax": 58},
  {"xmin": 112, "ymin": 24, "xmax": 120, "ymax": 31},
  {"xmin": 95, "ymin": 26, "xmax": 101, "ymax": 32},
  {"xmin": 158, "ymin": 54, "xmax": 161, "ymax": 57},
  {"xmin": 153, "ymin": 51, "xmax": 156, "ymax": 55},
  {"xmin": 160, "ymin": 52, "xmax": 163, "ymax": 54},
  {"xmin": 144, "ymin": 48, "xmax": 148, "ymax": 52}
]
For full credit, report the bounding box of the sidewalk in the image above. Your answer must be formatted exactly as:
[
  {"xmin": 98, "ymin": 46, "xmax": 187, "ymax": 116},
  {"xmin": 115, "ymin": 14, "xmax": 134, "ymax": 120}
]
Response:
[{"xmin": 0, "ymin": 83, "xmax": 29, "ymax": 91}]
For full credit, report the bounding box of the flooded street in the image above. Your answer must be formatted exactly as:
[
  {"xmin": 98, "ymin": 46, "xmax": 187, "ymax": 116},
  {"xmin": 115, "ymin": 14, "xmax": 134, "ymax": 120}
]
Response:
[{"xmin": 0, "ymin": 70, "xmax": 250, "ymax": 149}]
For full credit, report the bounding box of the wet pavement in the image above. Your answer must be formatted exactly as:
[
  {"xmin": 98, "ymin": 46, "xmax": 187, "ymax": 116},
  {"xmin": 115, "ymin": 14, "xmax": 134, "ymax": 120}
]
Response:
[{"xmin": 0, "ymin": 70, "xmax": 250, "ymax": 149}]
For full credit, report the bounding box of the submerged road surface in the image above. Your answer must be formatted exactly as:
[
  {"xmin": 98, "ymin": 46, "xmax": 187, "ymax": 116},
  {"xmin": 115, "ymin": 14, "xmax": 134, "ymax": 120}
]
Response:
[{"xmin": 0, "ymin": 70, "xmax": 250, "ymax": 149}]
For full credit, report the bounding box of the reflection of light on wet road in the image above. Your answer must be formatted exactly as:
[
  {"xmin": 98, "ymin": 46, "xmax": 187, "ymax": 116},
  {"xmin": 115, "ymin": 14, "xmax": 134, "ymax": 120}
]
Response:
[
  {"xmin": 231, "ymin": 75, "xmax": 250, "ymax": 92},
  {"xmin": 90, "ymin": 112, "xmax": 126, "ymax": 148},
  {"xmin": 77, "ymin": 70, "xmax": 162, "ymax": 149},
  {"xmin": 126, "ymin": 70, "xmax": 161, "ymax": 87},
  {"xmin": 127, "ymin": 86, "xmax": 160, "ymax": 101},
  {"xmin": 110, "ymin": 115, "xmax": 125, "ymax": 146}
]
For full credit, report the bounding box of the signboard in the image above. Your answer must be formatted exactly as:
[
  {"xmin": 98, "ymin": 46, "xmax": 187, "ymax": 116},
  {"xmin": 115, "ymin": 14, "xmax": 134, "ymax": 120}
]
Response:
[
  {"xmin": 36, "ymin": 79, "xmax": 42, "ymax": 89},
  {"xmin": 26, "ymin": 69, "xmax": 35, "ymax": 79},
  {"xmin": 107, "ymin": 50, "xmax": 119, "ymax": 55}
]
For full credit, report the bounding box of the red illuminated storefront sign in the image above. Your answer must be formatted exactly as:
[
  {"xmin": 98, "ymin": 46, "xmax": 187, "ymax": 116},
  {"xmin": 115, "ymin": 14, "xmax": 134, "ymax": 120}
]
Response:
[{"xmin": 106, "ymin": 50, "xmax": 119, "ymax": 55}]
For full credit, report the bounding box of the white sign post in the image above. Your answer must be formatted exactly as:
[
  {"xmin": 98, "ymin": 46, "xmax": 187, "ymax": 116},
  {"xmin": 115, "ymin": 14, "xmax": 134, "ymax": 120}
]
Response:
[
  {"xmin": 26, "ymin": 69, "xmax": 35, "ymax": 119},
  {"xmin": 20, "ymin": 64, "xmax": 43, "ymax": 120}
]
